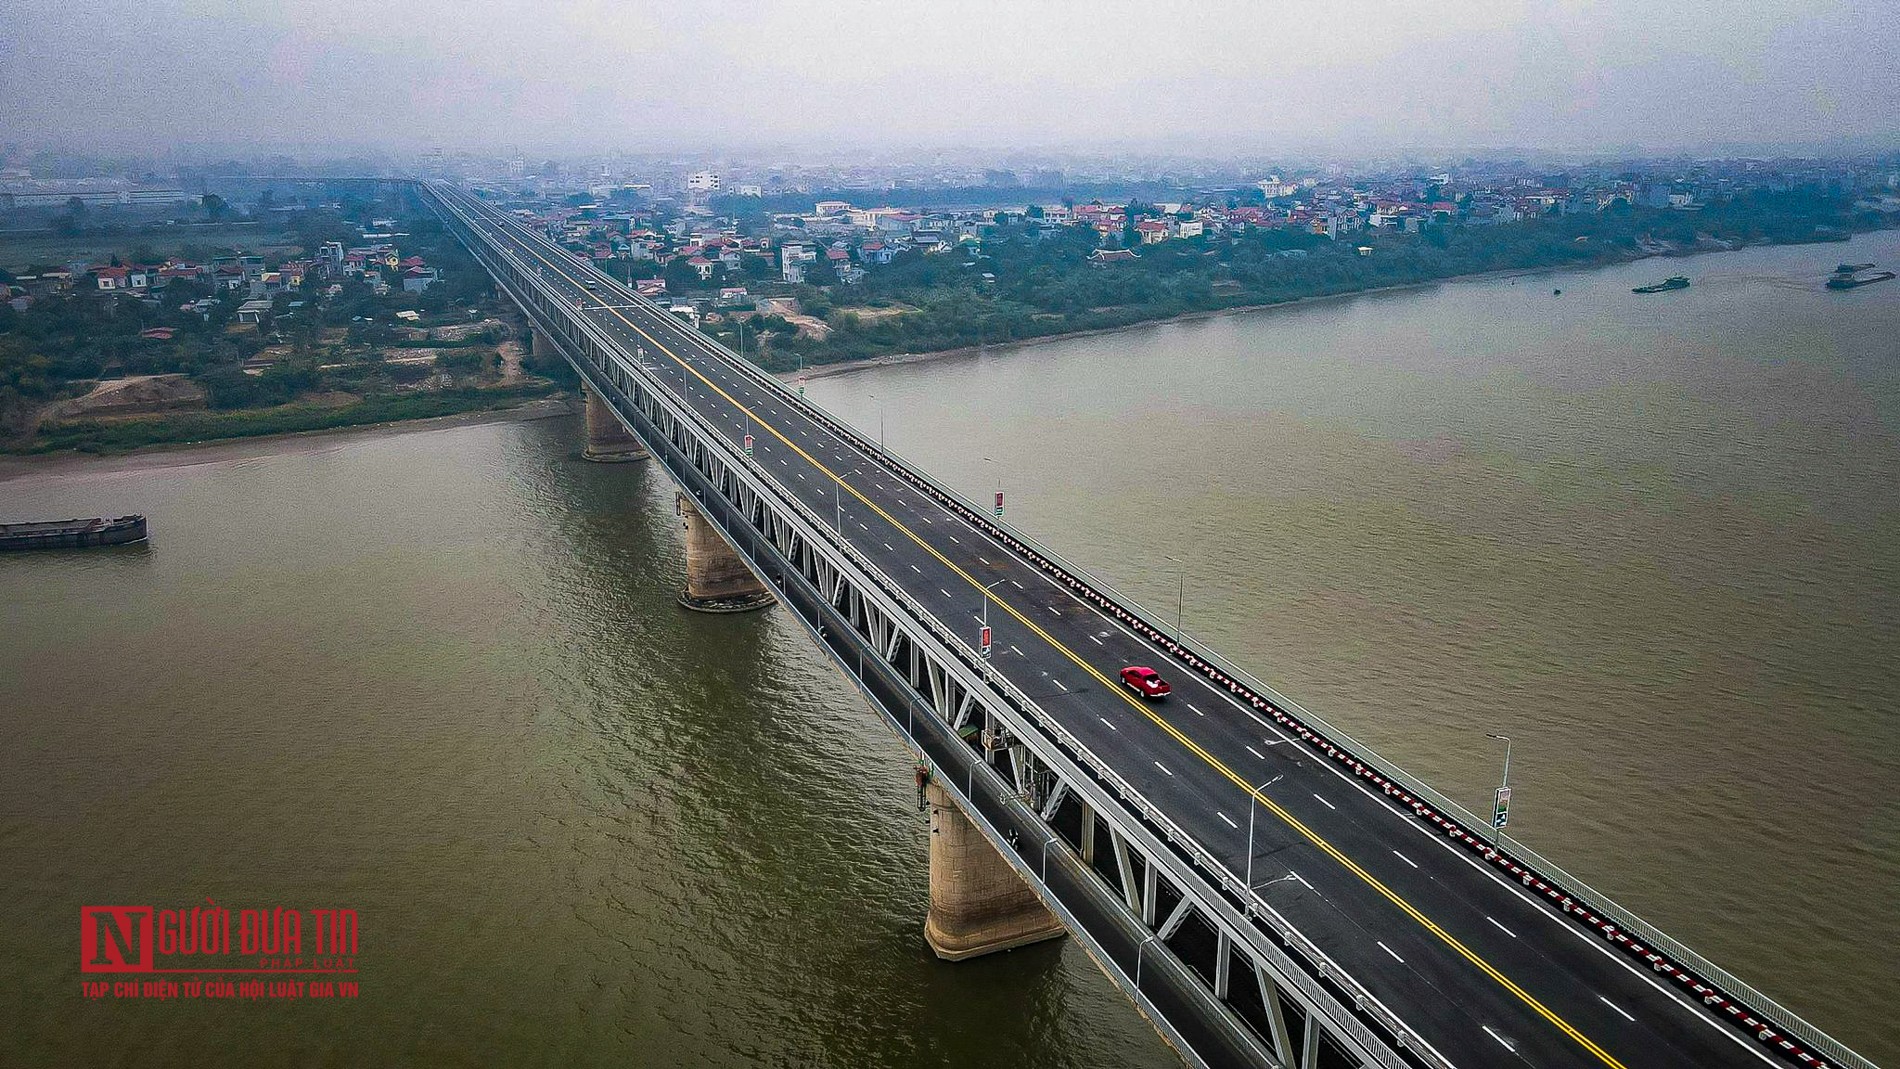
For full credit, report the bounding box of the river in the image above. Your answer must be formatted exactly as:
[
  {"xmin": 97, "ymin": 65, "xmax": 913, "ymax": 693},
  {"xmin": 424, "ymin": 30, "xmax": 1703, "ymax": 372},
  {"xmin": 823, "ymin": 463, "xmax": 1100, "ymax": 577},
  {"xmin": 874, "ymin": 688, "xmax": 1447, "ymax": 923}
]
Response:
[{"xmin": 4, "ymin": 230, "xmax": 1897, "ymax": 1066}]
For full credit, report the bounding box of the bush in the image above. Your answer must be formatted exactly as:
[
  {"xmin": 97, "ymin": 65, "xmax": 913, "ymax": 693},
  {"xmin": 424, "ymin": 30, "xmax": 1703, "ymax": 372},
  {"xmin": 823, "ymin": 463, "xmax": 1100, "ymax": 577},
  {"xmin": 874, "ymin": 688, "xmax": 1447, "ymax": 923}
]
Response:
[{"xmin": 434, "ymin": 349, "xmax": 497, "ymax": 374}]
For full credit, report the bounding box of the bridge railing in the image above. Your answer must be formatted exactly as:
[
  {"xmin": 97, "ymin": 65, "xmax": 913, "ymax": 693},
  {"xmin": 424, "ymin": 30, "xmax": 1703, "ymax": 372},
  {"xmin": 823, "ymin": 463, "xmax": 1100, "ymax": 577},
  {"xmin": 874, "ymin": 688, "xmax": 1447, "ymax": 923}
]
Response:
[
  {"xmin": 522, "ymin": 223, "xmax": 1870, "ymax": 1069},
  {"xmin": 437, "ymin": 191, "xmax": 1459, "ymax": 1069}
]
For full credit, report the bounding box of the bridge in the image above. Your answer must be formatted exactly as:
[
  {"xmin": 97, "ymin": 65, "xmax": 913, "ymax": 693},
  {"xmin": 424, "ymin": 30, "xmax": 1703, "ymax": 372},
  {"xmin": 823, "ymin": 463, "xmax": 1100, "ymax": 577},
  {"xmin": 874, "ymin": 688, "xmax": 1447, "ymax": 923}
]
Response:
[{"xmin": 420, "ymin": 180, "xmax": 1875, "ymax": 1069}]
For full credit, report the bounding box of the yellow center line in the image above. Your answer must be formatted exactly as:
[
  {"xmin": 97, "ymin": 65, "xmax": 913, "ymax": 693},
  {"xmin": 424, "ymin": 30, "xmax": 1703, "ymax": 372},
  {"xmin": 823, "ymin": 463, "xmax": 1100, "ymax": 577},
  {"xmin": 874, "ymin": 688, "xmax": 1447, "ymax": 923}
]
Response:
[{"xmin": 465, "ymin": 193, "xmax": 1628, "ymax": 1069}]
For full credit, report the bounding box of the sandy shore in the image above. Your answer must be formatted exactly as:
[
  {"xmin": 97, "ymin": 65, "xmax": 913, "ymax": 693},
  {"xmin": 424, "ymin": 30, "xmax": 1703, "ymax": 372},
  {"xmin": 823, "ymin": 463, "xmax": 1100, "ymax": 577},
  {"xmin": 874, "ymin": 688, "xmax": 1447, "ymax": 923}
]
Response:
[{"xmin": 0, "ymin": 396, "xmax": 576, "ymax": 480}]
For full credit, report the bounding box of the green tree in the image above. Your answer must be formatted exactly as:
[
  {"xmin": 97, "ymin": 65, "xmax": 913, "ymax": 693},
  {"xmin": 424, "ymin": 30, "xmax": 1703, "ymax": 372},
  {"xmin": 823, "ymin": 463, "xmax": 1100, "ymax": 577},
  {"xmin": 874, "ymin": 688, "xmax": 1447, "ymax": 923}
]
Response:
[{"xmin": 54, "ymin": 197, "xmax": 87, "ymax": 236}]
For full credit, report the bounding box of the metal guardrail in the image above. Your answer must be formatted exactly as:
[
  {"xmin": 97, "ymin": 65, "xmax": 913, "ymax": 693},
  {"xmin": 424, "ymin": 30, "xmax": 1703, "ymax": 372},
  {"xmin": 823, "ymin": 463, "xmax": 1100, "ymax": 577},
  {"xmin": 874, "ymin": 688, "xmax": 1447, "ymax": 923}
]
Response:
[
  {"xmin": 495, "ymin": 214, "xmax": 1871, "ymax": 1069},
  {"xmin": 432, "ymin": 188, "xmax": 1456, "ymax": 1069}
]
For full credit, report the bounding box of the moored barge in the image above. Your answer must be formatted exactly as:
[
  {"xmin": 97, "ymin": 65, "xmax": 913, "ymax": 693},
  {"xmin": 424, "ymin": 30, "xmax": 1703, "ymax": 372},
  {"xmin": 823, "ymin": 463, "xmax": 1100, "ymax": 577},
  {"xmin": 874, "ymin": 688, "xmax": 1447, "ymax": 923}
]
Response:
[{"xmin": 0, "ymin": 515, "xmax": 148, "ymax": 550}]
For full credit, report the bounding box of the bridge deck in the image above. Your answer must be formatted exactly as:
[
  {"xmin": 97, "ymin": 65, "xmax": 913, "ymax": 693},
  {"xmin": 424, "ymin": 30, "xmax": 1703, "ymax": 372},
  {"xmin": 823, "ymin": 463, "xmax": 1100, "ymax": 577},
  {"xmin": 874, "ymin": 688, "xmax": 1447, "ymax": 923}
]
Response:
[{"xmin": 439, "ymin": 184, "xmax": 1826, "ymax": 1069}]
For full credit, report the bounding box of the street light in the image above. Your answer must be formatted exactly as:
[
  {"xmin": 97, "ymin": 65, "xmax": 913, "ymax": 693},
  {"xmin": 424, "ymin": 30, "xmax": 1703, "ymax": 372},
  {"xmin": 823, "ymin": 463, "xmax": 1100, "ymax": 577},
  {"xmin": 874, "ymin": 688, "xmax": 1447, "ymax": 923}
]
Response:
[
  {"xmin": 983, "ymin": 456, "xmax": 1004, "ymax": 519},
  {"xmin": 834, "ymin": 468, "xmax": 863, "ymax": 534},
  {"xmin": 1163, "ymin": 554, "xmax": 1187, "ymax": 635},
  {"xmin": 1485, "ymin": 733, "xmax": 1512, "ymax": 842},
  {"xmin": 1244, "ymin": 773, "xmax": 1285, "ymax": 893}
]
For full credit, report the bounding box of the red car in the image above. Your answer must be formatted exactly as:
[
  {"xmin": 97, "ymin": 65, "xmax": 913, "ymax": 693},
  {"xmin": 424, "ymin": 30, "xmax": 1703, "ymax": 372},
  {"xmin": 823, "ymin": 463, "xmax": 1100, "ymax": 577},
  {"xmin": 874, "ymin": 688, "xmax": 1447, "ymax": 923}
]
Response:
[{"xmin": 1120, "ymin": 665, "xmax": 1172, "ymax": 700}]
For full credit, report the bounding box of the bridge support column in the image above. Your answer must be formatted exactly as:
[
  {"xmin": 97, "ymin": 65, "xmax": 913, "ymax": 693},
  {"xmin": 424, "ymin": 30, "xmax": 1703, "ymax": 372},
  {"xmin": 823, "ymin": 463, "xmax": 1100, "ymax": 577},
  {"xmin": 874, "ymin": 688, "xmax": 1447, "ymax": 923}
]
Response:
[
  {"xmin": 582, "ymin": 384, "xmax": 648, "ymax": 462},
  {"xmin": 923, "ymin": 780, "xmax": 1065, "ymax": 961},
  {"xmin": 676, "ymin": 493, "xmax": 774, "ymax": 613}
]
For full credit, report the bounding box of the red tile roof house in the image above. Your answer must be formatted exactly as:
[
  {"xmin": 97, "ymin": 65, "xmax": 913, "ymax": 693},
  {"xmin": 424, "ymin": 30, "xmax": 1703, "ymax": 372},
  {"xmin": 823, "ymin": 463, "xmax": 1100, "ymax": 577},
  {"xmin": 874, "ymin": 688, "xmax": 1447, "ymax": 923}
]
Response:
[
  {"xmin": 92, "ymin": 265, "xmax": 131, "ymax": 290},
  {"xmin": 687, "ymin": 255, "xmax": 716, "ymax": 280}
]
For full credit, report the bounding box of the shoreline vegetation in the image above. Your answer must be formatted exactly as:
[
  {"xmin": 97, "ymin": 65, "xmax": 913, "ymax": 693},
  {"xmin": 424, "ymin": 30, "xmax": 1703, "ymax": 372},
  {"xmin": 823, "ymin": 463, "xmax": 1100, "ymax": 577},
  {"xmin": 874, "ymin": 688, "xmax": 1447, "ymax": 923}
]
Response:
[
  {"xmin": 783, "ymin": 226, "xmax": 1892, "ymax": 382},
  {"xmin": 21, "ymin": 383, "xmax": 567, "ymax": 455},
  {"xmin": 0, "ymin": 396, "xmax": 574, "ymax": 479},
  {"xmin": 2, "ymin": 195, "xmax": 588, "ymax": 457},
  {"xmin": 723, "ymin": 189, "xmax": 1894, "ymax": 379},
  {"xmin": 13, "ymin": 223, "xmax": 1884, "ymax": 459},
  {"xmin": 8, "ymin": 189, "xmax": 1889, "ymax": 458}
]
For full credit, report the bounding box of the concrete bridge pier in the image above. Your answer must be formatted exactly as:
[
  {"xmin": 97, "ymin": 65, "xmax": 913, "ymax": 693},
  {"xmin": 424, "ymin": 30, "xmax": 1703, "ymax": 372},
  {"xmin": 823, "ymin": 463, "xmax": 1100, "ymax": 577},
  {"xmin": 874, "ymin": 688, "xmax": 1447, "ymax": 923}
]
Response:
[
  {"xmin": 582, "ymin": 384, "xmax": 649, "ymax": 462},
  {"xmin": 923, "ymin": 779, "xmax": 1066, "ymax": 960},
  {"xmin": 676, "ymin": 493, "xmax": 774, "ymax": 613}
]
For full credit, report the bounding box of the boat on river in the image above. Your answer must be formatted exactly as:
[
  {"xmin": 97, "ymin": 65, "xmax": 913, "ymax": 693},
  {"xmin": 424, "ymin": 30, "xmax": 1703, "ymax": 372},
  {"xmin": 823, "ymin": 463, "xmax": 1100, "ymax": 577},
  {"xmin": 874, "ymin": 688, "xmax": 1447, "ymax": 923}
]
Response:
[
  {"xmin": 1632, "ymin": 276, "xmax": 1690, "ymax": 294},
  {"xmin": 0, "ymin": 515, "xmax": 148, "ymax": 550},
  {"xmin": 1826, "ymin": 270, "xmax": 1896, "ymax": 290}
]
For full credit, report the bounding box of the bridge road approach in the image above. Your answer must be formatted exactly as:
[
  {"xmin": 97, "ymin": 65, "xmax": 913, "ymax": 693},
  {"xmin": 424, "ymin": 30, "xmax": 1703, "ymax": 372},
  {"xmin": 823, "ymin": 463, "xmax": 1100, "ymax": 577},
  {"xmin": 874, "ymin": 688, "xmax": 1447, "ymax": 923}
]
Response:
[{"xmin": 435, "ymin": 183, "xmax": 1836, "ymax": 1069}]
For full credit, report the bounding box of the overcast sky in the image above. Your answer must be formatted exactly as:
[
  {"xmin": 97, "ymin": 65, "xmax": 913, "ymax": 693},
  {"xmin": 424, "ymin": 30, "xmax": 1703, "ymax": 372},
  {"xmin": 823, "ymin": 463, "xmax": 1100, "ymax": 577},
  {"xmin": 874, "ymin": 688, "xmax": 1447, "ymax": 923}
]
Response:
[{"xmin": 4, "ymin": 0, "xmax": 1896, "ymax": 160}]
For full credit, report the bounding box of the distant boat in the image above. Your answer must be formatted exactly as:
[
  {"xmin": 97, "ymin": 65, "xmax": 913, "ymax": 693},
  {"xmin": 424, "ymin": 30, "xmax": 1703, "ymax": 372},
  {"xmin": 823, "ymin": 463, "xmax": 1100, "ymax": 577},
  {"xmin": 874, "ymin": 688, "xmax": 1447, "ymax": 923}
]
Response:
[
  {"xmin": 1633, "ymin": 276, "xmax": 1690, "ymax": 294},
  {"xmin": 1826, "ymin": 270, "xmax": 1896, "ymax": 290},
  {"xmin": 0, "ymin": 515, "xmax": 147, "ymax": 551},
  {"xmin": 1835, "ymin": 263, "xmax": 1875, "ymax": 275}
]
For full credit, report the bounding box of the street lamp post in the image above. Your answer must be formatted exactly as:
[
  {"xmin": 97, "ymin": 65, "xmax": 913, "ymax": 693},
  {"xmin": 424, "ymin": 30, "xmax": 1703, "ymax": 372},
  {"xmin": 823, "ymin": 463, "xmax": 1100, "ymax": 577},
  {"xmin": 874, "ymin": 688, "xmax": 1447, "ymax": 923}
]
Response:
[
  {"xmin": 982, "ymin": 456, "xmax": 1004, "ymax": 519},
  {"xmin": 870, "ymin": 392, "xmax": 885, "ymax": 450},
  {"xmin": 1164, "ymin": 554, "xmax": 1187, "ymax": 635},
  {"xmin": 834, "ymin": 468, "xmax": 863, "ymax": 534},
  {"xmin": 1244, "ymin": 774, "xmax": 1285, "ymax": 894},
  {"xmin": 1485, "ymin": 732, "xmax": 1512, "ymax": 842}
]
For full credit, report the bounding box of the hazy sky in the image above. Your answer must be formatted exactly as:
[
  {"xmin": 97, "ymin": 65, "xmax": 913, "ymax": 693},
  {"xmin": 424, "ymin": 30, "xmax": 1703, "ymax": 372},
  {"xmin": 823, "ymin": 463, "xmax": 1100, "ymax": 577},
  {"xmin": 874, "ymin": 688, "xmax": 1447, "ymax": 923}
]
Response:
[{"xmin": 4, "ymin": 0, "xmax": 1896, "ymax": 159}]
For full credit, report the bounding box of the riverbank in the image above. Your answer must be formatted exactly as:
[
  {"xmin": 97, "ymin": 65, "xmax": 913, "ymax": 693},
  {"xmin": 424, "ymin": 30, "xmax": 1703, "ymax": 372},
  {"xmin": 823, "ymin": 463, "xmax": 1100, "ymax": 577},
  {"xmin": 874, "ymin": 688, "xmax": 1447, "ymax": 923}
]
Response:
[
  {"xmin": 787, "ymin": 271, "xmax": 1517, "ymax": 381},
  {"xmin": 0, "ymin": 391, "xmax": 575, "ymax": 470},
  {"xmin": 781, "ymin": 226, "xmax": 1891, "ymax": 382},
  {"xmin": 11, "ymin": 383, "xmax": 570, "ymax": 456}
]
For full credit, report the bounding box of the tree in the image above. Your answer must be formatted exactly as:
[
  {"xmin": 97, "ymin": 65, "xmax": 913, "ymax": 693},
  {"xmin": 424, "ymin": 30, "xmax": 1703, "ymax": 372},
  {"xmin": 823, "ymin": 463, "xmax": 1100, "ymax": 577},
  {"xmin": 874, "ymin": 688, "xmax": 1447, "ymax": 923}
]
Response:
[
  {"xmin": 202, "ymin": 194, "xmax": 228, "ymax": 221},
  {"xmin": 54, "ymin": 197, "xmax": 86, "ymax": 236}
]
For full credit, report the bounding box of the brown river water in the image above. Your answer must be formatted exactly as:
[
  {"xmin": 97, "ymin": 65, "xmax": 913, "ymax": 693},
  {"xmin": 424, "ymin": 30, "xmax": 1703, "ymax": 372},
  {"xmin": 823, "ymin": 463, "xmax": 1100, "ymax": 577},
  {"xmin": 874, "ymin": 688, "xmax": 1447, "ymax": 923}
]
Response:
[{"xmin": 4, "ymin": 230, "xmax": 1897, "ymax": 1066}]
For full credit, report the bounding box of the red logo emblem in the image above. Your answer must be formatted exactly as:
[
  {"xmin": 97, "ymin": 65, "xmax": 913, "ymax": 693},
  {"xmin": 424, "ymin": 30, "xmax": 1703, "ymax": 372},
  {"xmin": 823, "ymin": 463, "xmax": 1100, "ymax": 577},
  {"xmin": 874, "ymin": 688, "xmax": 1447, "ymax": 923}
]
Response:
[{"xmin": 81, "ymin": 907, "xmax": 154, "ymax": 973}]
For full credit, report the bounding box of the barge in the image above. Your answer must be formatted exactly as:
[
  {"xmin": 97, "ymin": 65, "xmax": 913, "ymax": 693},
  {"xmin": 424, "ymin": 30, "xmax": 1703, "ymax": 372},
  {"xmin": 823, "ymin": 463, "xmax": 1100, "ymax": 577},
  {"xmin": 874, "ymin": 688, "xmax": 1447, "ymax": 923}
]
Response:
[
  {"xmin": 1633, "ymin": 276, "xmax": 1690, "ymax": 294},
  {"xmin": 1827, "ymin": 270, "xmax": 1896, "ymax": 290},
  {"xmin": 0, "ymin": 515, "xmax": 148, "ymax": 550}
]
